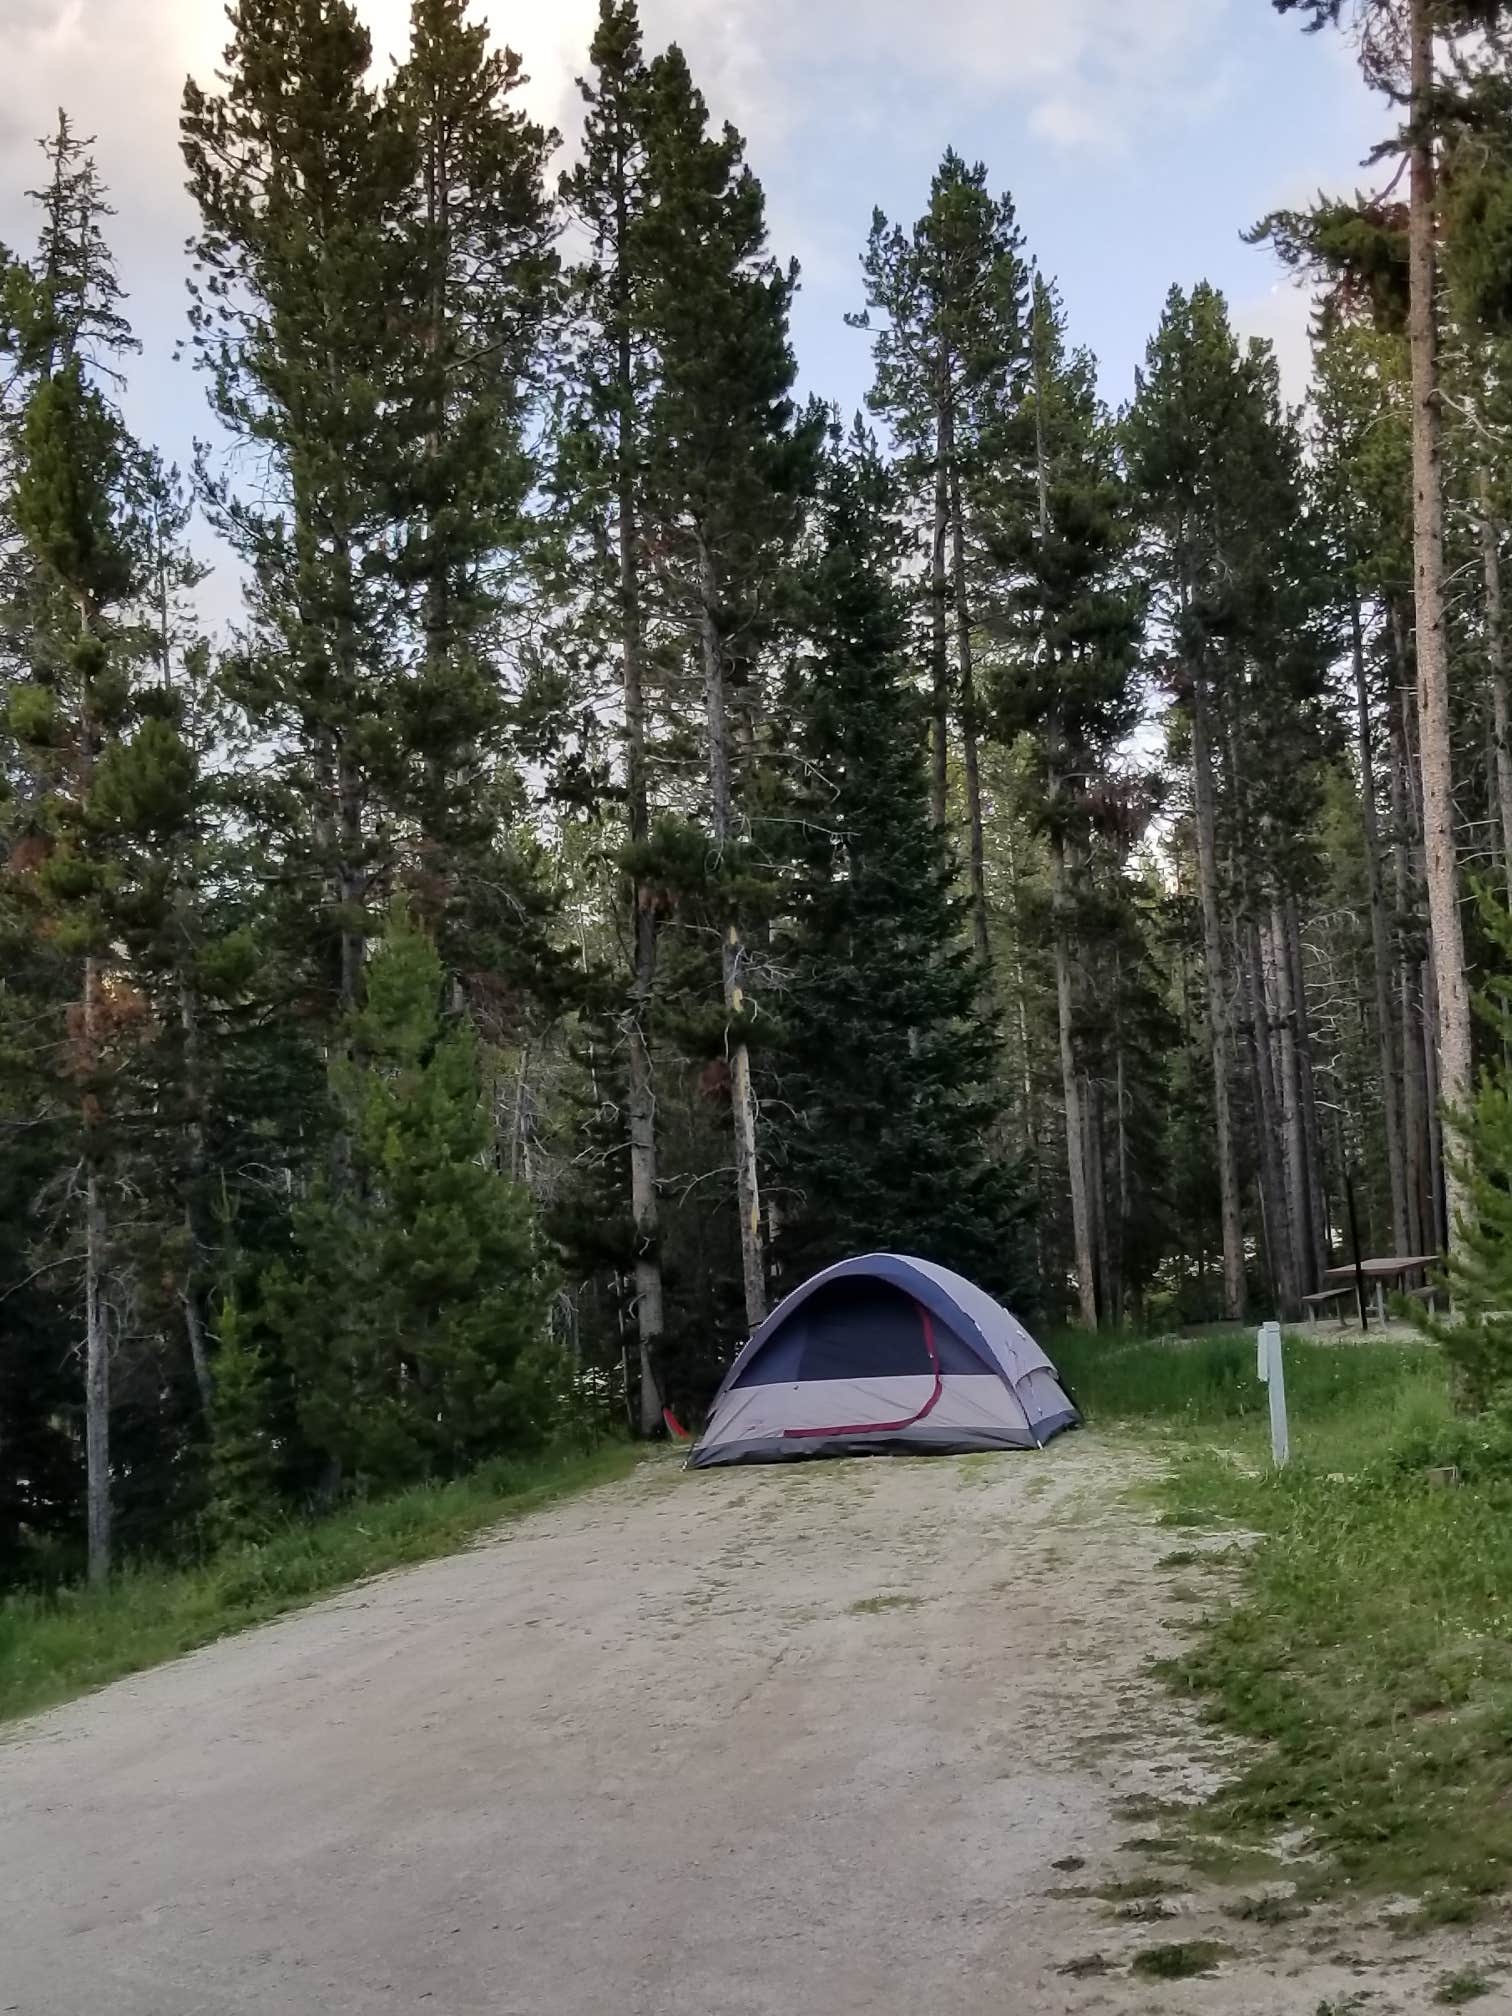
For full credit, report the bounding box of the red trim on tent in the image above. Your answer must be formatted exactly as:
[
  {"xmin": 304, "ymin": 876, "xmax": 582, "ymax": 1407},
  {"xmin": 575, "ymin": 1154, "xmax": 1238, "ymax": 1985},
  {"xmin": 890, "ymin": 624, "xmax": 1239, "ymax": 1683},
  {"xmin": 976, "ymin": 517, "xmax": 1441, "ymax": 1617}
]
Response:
[{"xmin": 782, "ymin": 1299, "xmax": 944, "ymax": 1440}]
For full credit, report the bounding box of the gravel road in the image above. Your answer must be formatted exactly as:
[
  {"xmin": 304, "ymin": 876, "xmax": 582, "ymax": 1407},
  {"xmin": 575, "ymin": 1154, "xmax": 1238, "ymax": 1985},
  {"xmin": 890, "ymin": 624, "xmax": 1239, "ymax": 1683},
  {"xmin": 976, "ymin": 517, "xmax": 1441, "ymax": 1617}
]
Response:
[{"xmin": 0, "ymin": 1440, "xmax": 1485, "ymax": 2014}]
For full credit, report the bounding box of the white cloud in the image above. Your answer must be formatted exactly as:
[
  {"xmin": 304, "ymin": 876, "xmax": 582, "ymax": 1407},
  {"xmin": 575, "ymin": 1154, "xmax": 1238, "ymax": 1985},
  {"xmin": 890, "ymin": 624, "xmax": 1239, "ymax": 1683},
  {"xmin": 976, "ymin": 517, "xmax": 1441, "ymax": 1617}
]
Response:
[
  {"xmin": 1232, "ymin": 276, "xmax": 1319, "ymax": 410},
  {"xmin": 3, "ymin": 1, "xmax": 191, "ymax": 224},
  {"xmin": 619, "ymin": 0, "xmax": 1225, "ymax": 157},
  {"xmin": 335, "ymin": 0, "xmax": 1238, "ymax": 162},
  {"xmin": 1029, "ymin": 96, "xmax": 1108, "ymax": 152},
  {"xmin": 1, "ymin": 1, "xmax": 215, "ymax": 455},
  {"xmin": 748, "ymin": 0, "xmax": 1207, "ymax": 100},
  {"xmin": 0, "ymin": 0, "xmax": 1239, "ymax": 284}
]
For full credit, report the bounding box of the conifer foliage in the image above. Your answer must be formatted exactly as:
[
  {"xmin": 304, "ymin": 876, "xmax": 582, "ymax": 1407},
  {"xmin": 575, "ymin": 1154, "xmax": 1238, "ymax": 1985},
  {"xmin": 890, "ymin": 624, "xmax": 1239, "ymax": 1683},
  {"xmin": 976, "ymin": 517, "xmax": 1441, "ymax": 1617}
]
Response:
[
  {"xmin": 1426, "ymin": 894, "xmax": 1512, "ymax": 1406},
  {"xmin": 778, "ymin": 428, "xmax": 1030, "ymax": 1296},
  {"xmin": 254, "ymin": 905, "xmax": 554, "ymax": 1494}
]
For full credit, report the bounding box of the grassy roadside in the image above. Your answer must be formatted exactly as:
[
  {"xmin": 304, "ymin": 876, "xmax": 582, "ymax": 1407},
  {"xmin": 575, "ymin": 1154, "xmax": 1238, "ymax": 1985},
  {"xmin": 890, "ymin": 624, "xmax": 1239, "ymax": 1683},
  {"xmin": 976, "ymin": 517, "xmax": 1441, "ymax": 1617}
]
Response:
[
  {"xmin": 0, "ymin": 1441, "xmax": 641, "ymax": 1729},
  {"xmin": 1062, "ymin": 1330, "xmax": 1512, "ymax": 1916}
]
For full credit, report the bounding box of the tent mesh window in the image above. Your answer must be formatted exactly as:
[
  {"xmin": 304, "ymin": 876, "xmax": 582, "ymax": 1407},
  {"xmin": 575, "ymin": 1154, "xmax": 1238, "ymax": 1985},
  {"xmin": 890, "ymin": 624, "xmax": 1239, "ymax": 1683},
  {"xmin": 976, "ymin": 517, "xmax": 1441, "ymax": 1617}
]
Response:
[{"xmin": 732, "ymin": 1278, "xmax": 982, "ymax": 1385}]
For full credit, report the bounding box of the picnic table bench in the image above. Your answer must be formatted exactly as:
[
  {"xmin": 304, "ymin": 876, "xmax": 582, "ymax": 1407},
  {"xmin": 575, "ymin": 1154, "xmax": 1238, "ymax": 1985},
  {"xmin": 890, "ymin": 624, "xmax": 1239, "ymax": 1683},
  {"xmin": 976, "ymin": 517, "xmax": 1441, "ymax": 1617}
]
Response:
[
  {"xmin": 1319, "ymin": 1253, "xmax": 1443, "ymax": 1327},
  {"xmin": 1301, "ymin": 1284, "xmax": 1355, "ymax": 1324}
]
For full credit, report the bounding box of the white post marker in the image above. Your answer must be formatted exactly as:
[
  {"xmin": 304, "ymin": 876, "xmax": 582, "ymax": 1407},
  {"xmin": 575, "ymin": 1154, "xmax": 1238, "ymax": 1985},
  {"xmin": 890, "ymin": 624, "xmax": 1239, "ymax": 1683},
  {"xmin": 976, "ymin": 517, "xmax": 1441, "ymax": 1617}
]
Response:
[{"xmin": 1257, "ymin": 1320, "xmax": 1289, "ymax": 1469}]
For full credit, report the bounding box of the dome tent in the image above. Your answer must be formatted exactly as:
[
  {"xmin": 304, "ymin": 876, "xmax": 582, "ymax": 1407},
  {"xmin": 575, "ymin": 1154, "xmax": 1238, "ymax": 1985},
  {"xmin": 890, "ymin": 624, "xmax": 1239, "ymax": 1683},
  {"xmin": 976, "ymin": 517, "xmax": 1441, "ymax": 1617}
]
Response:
[{"xmin": 688, "ymin": 1253, "xmax": 1077, "ymax": 1468}]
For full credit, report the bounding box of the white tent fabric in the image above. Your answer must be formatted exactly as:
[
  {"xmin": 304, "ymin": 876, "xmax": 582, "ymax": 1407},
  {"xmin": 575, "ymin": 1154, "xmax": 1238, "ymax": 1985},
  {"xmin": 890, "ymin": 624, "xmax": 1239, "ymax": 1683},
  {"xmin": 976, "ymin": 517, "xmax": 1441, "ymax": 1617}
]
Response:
[{"xmin": 689, "ymin": 1253, "xmax": 1078, "ymax": 1468}]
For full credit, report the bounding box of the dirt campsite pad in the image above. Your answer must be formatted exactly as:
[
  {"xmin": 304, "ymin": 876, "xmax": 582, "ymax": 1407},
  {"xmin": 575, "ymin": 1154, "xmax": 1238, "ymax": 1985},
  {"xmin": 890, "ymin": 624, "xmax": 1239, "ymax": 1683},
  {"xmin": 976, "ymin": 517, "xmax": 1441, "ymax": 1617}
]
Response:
[{"xmin": 0, "ymin": 1441, "xmax": 1492, "ymax": 2014}]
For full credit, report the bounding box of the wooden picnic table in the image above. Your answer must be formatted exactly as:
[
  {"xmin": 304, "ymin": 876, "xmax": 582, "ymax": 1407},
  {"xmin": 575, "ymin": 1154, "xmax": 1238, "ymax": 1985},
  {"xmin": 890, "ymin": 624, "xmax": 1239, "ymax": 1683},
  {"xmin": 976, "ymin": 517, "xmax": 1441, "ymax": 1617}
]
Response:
[{"xmin": 1322, "ymin": 1253, "xmax": 1443, "ymax": 1326}]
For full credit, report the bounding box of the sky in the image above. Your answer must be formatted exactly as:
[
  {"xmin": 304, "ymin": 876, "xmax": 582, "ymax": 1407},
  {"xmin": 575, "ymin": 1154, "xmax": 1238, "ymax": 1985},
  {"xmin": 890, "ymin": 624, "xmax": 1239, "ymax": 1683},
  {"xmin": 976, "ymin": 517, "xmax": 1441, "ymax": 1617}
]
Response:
[{"xmin": 3, "ymin": 0, "xmax": 1384, "ymax": 544}]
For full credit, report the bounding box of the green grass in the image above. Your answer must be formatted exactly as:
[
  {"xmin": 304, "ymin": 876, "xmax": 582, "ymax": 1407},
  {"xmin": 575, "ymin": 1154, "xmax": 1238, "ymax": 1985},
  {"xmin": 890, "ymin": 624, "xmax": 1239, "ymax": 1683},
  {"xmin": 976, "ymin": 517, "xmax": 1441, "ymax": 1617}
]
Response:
[
  {"xmin": 848, "ymin": 1593, "xmax": 921, "ymax": 1615},
  {"xmin": 1129, "ymin": 1939, "xmax": 1230, "ymax": 1980},
  {"xmin": 0, "ymin": 1442, "xmax": 641, "ymax": 1728},
  {"xmin": 1435, "ymin": 1972, "xmax": 1495, "ymax": 2006},
  {"xmin": 1435, "ymin": 1975, "xmax": 1499, "ymax": 2007},
  {"xmin": 1066, "ymin": 1329, "xmax": 1512, "ymax": 1912},
  {"xmin": 1053, "ymin": 1327, "xmax": 1443, "ymax": 1454}
]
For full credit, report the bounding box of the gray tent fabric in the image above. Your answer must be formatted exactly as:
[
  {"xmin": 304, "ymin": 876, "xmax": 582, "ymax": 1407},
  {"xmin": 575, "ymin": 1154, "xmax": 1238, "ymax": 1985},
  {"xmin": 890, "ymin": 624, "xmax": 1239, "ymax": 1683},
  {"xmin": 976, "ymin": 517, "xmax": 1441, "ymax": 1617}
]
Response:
[{"xmin": 688, "ymin": 1253, "xmax": 1078, "ymax": 1468}]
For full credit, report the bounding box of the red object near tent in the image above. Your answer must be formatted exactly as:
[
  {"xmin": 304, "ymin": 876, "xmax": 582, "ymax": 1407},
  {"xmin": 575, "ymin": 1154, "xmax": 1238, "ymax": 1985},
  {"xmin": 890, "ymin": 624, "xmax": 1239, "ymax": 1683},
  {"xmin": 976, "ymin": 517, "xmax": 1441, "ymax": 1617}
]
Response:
[{"xmin": 662, "ymin": 1408, "xmax": 691, "ymax": 1441}]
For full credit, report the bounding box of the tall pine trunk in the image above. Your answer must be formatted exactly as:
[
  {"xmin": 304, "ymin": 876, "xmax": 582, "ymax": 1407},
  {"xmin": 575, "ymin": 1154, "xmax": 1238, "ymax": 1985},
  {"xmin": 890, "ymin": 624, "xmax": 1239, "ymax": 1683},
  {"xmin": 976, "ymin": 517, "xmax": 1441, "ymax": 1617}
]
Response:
[
  {"xmin": 83, "ymin": 954, "xmax": 110, "ymax": 1588},
  {"xmin": 1112, "ymin": 995, "xmax": 1129, "ymax": 1329},
  {"xmin": 337, "ymin": 744, "xmax": 365, "ymax": 1011},
  {"xmin": 1407, "ymin": 0, "xmax": 1472, "ymax": 1252},
  {"xmin": 332, "ymin": 542, "xmax": 367, "ymax": 1017},
  {"xmin": 1353, "ymin": 595, "xmax": 1409, "ymax": 1253},
  {"xmin": 1002, "ymin": 820, "xmax": 1043, "ymax": 1276},
  {"xmin": 1051, "ymin": 826, "xmax": 1097, "ymax": 1327},
  {"xmin": 1190, "ymin": 664, "xmax": 1246, "ymax": 1318},
  {"xmin": 1244, "ymin": 917, "xmax": 1298, "ymax": 1318},
  {"xmin": 698, "ymin": 541, "xmax": 766, "ymax": 1329},
  {"xmin": 1270, "ymin": 903, "xmax": 1315, "ymax": 1294},
  {"xmin": 414, "ymin": 77, "xmax": 471, "ymax": 1002},
  {"xmin": 178, "ymin": 970, "xmax": 213, "ymax": 1415},
  {"xmin": 150, "ymin": 505, "xmax": 215, "ymax": 1416},
  {"xmin": 944, "ymin": 412, "xmax": 990, "ymax": 970},
  {"xmin": 76, "ymin": 611, "xmax": 110, "ymax": 1585},
  {"xmin": 1085, "ymin": 1071, "xmax": 1109, "ymax": 1325},
  {"xmin": 1390, "ymin": 615, "xmax": 1431, "ymax": 1255},
  {"xmin": 929, "ymin": 372, "xmax": 950, "ymax": 830},
  {"xmin": 420, "ymin": 87, "xmax": 451, "ymax": 791},
  {"xmin": 1478, "ymin": 467, "xmax": 1512, "ymax": 900},
  {"xmin": 1402, "ymin": 664, "xmax": 1448, "ymax": 1252},
  {"xmin": 1398, "ymin": 906, "xmax": 1431, "ymax": 1257},
  {"xmin": 622, "ymin": 672, "xmax": 666, "ymax": 1432},
  {"xmin": 614, "ymin": 163, "xmax": 666, "ymax": 1436},
  {"xmin": 1424, "ymin": 953, "xmax": 1449, "ymax": 1253},
  {"xmin": 1286, "ymin": 895, "xmax": 1330, "ymax": 1274}
]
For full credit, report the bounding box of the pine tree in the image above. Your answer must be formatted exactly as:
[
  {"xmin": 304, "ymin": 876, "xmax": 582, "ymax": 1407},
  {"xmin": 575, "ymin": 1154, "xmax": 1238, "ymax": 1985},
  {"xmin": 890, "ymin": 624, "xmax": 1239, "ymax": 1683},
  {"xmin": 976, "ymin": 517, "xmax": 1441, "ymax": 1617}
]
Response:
[
  {"xmin": 0, "ymin": 918, "xmax": 78, "ymax": 1580},
  {"xmin": 17, "ymin": 111, "xmax": 135, "ymax": 377},
  {"xmin": 386, "ymin": 0, "xmax": 559, "ymax": 979},
  {"xmin": 122, "ymin": 450, "xmax": 220, "ymax": 1414},
  {"xmin": 635, "ymin": 44, "xmax": 819, "ymax": 1328},
  {"xmin": 1423, "ymin": 890, "xmax": 1512, "ymax": 1406},
  {"xmin": 1311, "ymin": 316, "xmax": 1421, "ymax": 1254},
  {"xmin": 777, "ymin": 426, "xmax": 1031, "ymax": 1295},
  {"xmin": 852, "ymin": 151, "xmax": 1028, "ymax": 968},
  {"xmin": 181, "ymin": 0, "xmax": 413, "ymax": 1025},
  {"xmin": 987, "ymin": 274, "xmax": 1142, "ymax": 1326},
  {"xmin": 256, "ymin": 905, "xmax": 555, "ymax": 1491},
  {"xmin": 1127, "ymin": 284, "xmax": 1330, "ymax": 1319},
  {"xmin": 206, "ymin": 1299, "xmax": 280, "ymax": 1543},
  {"xmin": 558, "ymin": 0, "xmax": 668, "ymax": 1429},
  {"xmin": 1272, "ymin": 0, "xmax": 1512, "ymax": 1257},
  {"xmin": 1440, "ymin": 52, "xmax": 1512, "ymax": 948},
  {"xmin": 0, "ymin": 122, "xmax": 171, "ymax": 1582},
  {"xmin": 1126, "ymin": 286, "xmax": 1253, "ymax": 1318}
]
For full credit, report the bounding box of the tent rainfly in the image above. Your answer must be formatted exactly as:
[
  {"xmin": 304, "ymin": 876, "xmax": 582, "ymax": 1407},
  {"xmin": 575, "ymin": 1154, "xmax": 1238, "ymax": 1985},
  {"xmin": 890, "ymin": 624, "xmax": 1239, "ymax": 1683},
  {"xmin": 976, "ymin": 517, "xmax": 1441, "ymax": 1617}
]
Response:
[{"xmin": 688, "ymin": 1253, "xmax": 1078, "ymax": 1468}]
